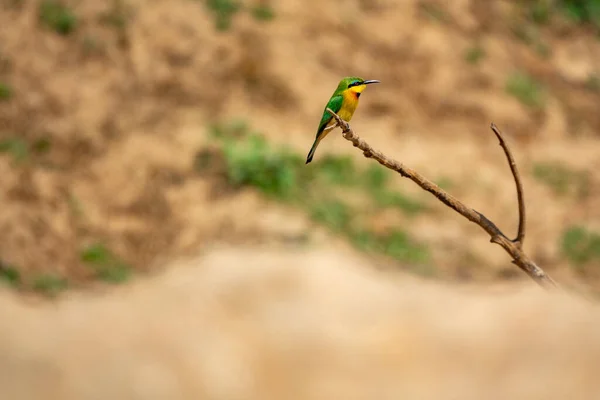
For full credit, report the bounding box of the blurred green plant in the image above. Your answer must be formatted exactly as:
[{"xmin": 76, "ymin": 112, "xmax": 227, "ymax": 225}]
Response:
[
  {"xmin": 0, "ymin": 262, "xmax": 21, "ymax": 287},
  {"xmin": 0, "ymin": 138, "xmax": 29, "ymax": 163},
  {"xmin": 32, "ymin": 274, "xmax": 68, "ymax": 296},
  {"xmin": 99, "ymin": 0, "xmax": 131, "ymax": 29},
  {"xmin": 532, "ymin": 161, "xmax": 590, "ymax": 198},
  {"xmin": 585, "ymin": 73, "xmax": 600, "ymax": 91},
  {"xmin": 511, "ymin": 23, "xmax": 552, "ymax": 58},
  {"xmin": 2, "ymin": 263, "xmax": 71, "ymax": 295},
  {"xmin": 374, "ymin": 189, "xmax": 426, "ymax": 216},
  {"xmin": 201, "ymin": 0, "xmax": 276, "ymax": 30},
  {"xmin": 250, "ymin": 4, "xmax": 275, "ymax": 21},
  {"xmin": 0, "ymin": 137, "xmax": 52, "ymax": 164},
  {"xmin": 0, "ymin": 82, "xmax": 12, "ymax": 101},
  {"xmin": 316, "ymin": 156, "xmax": 357, "ymax": 187},
  {"xmin": 505, "ymin": 72, "xmax": 546, "ymax": 109},
  {"xmin": 350, "ymin": 229, "xmax": 431, "ymax": 270},
  {"xmin": 464, "ymin": 45, "xmax": 486, "ymax": 65},
  {"xmin": 204, "ymin": 0, "xmax": 242, "ymax": 31},
  {"xmin": 380, "ymin": 230, "xmax": 431, "ymax": 266},
  {"xmin": 528, "ymin": 0, "xmax": 553, "ymax": 24},
  {"xmin": 418, "ymin": 2, "xmax": 449, "ymax": 22},
  {"xmin": 81, "ymin": 35, "xmax": 105, "ymax": 56},
  {"xmin": 98, "ymin": 0, "xmax": 131, "ymax": 48},
  {"xmin": 32, "ymin": 137, "xmax": 52, "ymax": 154},
  {"xmin": 309, "ymin": 200, "xmax": 351, "ymax": 232},
  {"xmin": 39, "ymin": 1, "xmax": 77, "ymax": 35},
  {"xmin": 561, "ymin": 0, "xmax": 600, "ymax": 28},
  {"xmin": 524, "ymin": 0, "xmax": 600, "ymax": 30},
  {"xmin": 202, "ymin": 119, "xmax": 431, "ymax": 267},
  {"xmin": 81, "ymin": 243, "xmax": 132, "ymax": 284},
  {"xmin": 222, "ymin": 133, "xmax": 301, "ymax": 199},
  {"xmin": 561, "ymin": 226, "xmax": 600, "ymax": 270},
  {"xmin": 362, "ymin": 164, "xmax": 389, "ymax": 189}
]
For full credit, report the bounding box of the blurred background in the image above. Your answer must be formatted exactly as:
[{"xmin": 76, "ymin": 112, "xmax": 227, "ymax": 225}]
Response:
[
  {"xmin": 0, "ymin": 0, "xmax": 599, "ymax": 295},
  {"xmin": 3, "ymin": 1, "xmax": 600, "ymax": 399}
]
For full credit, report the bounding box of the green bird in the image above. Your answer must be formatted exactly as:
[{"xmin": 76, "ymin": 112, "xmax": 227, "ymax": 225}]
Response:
[{"xmin": 305, "ymin": 76, "xmax": 380, "ymax": 164}]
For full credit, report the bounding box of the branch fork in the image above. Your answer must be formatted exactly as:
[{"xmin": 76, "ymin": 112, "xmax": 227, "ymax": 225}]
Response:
[{"xmin": 325, "ymin": 108, "xmax": 557, "ymax": 289}]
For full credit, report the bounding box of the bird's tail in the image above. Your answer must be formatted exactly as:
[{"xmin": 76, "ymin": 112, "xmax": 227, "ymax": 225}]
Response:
[{"xmin": 305, "ymin": 139, "xmax": 319, "ymax": 164}]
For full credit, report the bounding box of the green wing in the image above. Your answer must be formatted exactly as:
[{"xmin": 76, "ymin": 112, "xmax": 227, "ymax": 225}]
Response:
[{"xmin": 316, "ymin": 95, "xmax": 343, "ymax": 137}]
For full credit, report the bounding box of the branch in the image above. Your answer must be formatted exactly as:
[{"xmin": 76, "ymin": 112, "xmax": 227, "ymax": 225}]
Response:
[
  {"xmin": 490, "ymin": 123, "xmax": 526, "ymax": 245},
  {"xmin": 325, "ymin": 108, "xmax": 557, "ymax": 289}
]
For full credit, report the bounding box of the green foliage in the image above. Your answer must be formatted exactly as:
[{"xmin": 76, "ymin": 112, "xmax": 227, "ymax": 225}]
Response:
[
  {"xmin": 32, "ymin": 274, "xmax": 68, "ymax": 296},
  {"xmin": 99, "ymin": 0, "xmax": 131, "ymax": 29},
  {"xmin": 39, "ymin": 1, "xmax": 77, "ymax": 35},
  {"xmin": 350, "ymin": 229, "xmax": 431, "ymax": 268},
  {"xmin": 31, "ymin": 137, "xmax": 52, "ymax": 154},
  {"xmin": 205, "ymin": 0, "xmax": 242, "ymax": 31},
  {"xmin": 81, "ymin": 243, "xmax": 132, "ymax": 284},
  {"xmin": 0, "ymin": 137, "xmax": 52, "ymax": 164},
  {"xmin": 349, "ymin": 229, "xmax": 381, "ymax": 252},
  {"xmin": 0, "ymin": 263, "xmax": 21, "ymax": 287},
  {"xmin": 2, "ymin": 264, "xmax": 69, "ymax": 295},
  {"xmin": 362, "ymin": 165, "xmax": 426, "ymax": 216},
  {"xmin": 201, "ymin": 0, "xmax": 276, "ymax": 31},
  {"xmin": 362, "ymin": 164, "xmax": 389, "ymax": 189},
  {"xmin": 511, "ymin": 10, "xmax": 552, "ymax": 58},
  {"xmin": 528, "ymin": 0, "xmax": 553, "ymax": 24},
  {"xmin": 418, "ymin": 2, "xmax": 449, "ymax": 22},
  {"xmin": 561, "ymin": 0, "xmax": 600, "ymax": 27},
  {"xmin": 381, "ymin": 230, "xmax": 431, "ymax": 266},
  {"xmin": 222, "ymin": 133, "xmax": 302, "ymax": 199},
  {"xmin": 207, "ymin": 120, "xmax": 426, "ymax": 210},
  {"xmin": 0, "ymin": 82, "xmax": 13, "ymax": 101},
  {"xmin": 532, "ymin": 161, "xmax": 590, "ymax": 197},
  {"xmin": 505, "ymin": 72, "xmax": 546, "ymax": 109},
  {"xmin": 250, "ymin": 4, "xmax": 275, "ymax": 21},
  {"xmin": 524, "ymin": 0, "xmax": 600, "ymax": 30},
  {"xmin": 0, "ymin": 138, "xmax": 29, "ymax": 163},
  {"xmin": 561, "ymin": 226, "xmax": 600, "ymax": 269},
  {"xmin": 203, "ymin": 119, "xmax": 431, "ymax": 269},
  {"xmin": 81, "ymin": 35, "xmax": 104, "ymax": 55},
  {"xmin": 585, "ymin": 73, "xmax": 600, "ymax": 92},
  {"xmin": 309, "ymin": 200, "xmax": 351, "ymax": 232},
  {"xmin": 374, "ymin": 189, "xmax": 426, "ymax": 216},
  {"xmin": 464, "ymin": 45, "xmax": 486, "ymax": 65},
  {"xmin": 317, "ymin": 155, "xmax": 357, "ymax": 187}
]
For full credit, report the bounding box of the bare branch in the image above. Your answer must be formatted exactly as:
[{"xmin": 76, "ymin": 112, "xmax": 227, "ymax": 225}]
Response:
[
  {"xmin": 490, "ymin": 123, "xmax": 526, "ymax": 245},
  {"xmin": 325, "ymin": 108, "xmax": 557, "ymax": 289}
]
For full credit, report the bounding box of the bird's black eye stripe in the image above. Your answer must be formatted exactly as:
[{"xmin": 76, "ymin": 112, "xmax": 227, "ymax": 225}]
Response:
[{"xmin": 349, "ymin": 81, "xmax": 363, "ymax": 88}]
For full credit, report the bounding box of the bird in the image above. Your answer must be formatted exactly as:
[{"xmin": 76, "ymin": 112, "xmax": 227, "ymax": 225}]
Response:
[{"xmin": 305, "ymin": 76, "xmax": 380, "ymax": 164}]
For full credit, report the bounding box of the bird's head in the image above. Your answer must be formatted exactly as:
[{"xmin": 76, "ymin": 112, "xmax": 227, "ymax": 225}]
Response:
[{"xmin": 338, "ymin": 76, "xmax": 380, "ymax": 96}]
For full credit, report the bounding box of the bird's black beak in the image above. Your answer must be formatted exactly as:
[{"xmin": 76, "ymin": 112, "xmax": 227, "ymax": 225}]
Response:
[{"xmin": 363, "ymin": 80, "xmax": 381, "ymax": 85}]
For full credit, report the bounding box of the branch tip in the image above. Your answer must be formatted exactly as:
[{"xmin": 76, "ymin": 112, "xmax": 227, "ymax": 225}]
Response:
[{"xmin": 488, "ymin": 124, "xmax": 527, "ymax": 245}]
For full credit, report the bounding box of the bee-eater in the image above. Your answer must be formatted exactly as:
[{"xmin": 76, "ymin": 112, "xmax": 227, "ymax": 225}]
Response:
[{"xmin": 305, "ymin": 76, "xmax": 380, "ymax": 164}]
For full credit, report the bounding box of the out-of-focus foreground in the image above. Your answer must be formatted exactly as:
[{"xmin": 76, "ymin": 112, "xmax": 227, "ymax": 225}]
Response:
[
  {"xmin": 1, "ymin": 0, "xmax": 600, "ymax": 397},
  {"xmin": 1, "ymin": 246, "xmax": 600, "ymax": 400}
]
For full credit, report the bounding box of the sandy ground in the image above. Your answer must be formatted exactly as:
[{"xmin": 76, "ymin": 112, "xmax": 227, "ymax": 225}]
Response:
[{"xmin": 1, "ymin": 246, "xmax": 600, "ymax": 400}]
